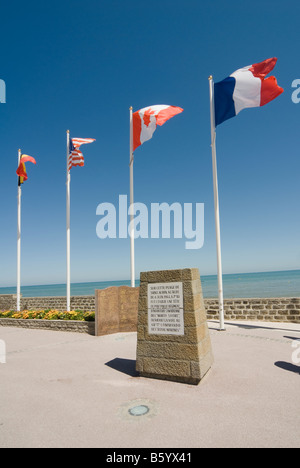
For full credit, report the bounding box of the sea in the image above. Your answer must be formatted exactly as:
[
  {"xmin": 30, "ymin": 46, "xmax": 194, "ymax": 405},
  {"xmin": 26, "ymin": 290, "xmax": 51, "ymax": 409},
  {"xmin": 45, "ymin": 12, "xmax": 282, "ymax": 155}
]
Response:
[{"xmin": 0, "ymin": 270, "xmax": 299, "ymax": 298}]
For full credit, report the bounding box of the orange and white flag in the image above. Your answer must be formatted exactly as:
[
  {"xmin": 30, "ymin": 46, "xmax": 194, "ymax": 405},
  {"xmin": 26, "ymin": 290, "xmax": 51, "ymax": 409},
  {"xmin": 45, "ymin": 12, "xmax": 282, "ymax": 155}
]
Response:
[{"xmin": 133, "ymin": 105, "xmax": 183, "ymax": 151}]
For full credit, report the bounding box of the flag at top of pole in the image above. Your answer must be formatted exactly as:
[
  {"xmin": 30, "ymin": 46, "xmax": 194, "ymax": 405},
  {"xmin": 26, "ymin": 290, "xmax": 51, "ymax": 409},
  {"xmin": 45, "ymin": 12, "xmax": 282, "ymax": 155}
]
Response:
[
  {"xmin": 132, "ymin": 104, "xmax": 183, "ymax": 151},
  {"xmin": 16, "ymin": 154, "xmax": 36, "ymax": 185},
  {"xmin": 214, "ymin": 57, "xmax": 283, "ymax": 127},
  {"xmin": 209, "ymin": 58, "xmax": 283, "ymax": 331},
  {"xmin": 68, "ymin": 137, "xmax": 96, "ymax": 171},
  {"xmin": 129, "ymin": 104, "xmax": 183, "ymax": 288}
]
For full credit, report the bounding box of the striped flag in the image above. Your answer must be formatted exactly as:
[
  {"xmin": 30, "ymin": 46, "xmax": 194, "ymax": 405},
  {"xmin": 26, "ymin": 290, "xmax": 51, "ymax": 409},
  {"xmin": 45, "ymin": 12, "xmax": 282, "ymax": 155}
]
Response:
[{"xmin": 68, "ymin": 137, "xmax": 95, "ymax": 171}]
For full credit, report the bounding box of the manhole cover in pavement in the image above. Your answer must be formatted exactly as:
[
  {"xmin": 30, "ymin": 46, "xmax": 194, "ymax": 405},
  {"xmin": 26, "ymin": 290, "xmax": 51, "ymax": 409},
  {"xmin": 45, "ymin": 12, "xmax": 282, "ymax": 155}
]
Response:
[
  {"xmin": 128, "ymin": 405, "xmax": 150, "ymax": 416},
  {"xmin": 118, "ymin": 399, "xmax": 158, "ymax": 421}
]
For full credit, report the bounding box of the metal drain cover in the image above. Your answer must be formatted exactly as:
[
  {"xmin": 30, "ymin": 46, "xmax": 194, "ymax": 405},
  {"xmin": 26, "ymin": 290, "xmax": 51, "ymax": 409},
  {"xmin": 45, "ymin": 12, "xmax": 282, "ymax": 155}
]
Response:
[
  {"xmin": 118, "ymin": 399, "xmax": 158, "ymax": 421},
  {"xmin": 128, "ymin": 405, "xmax": 150, "ymax": 417}
]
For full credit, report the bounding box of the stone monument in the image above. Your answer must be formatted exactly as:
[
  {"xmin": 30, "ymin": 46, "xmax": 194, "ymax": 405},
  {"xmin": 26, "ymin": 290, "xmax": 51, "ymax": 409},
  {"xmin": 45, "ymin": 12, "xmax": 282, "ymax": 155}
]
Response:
[
  {"xmin": 95, "ymin": 286, "xmax": 139, "ymax": 336},
  {"xmin": 136, "ymin": 268, "xmax": 213, "ymax": 384}
]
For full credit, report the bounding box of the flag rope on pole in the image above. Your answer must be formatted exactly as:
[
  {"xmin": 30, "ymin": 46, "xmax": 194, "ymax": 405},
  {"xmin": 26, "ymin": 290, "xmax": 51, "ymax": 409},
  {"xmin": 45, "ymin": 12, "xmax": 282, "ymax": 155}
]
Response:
[
  {"xmin": 66, "ymin": 132, "xmax": 95, "ymax": 308},
  {"xmin": 66, "ymin": 130, "xmax": 71, "ymax": 312},
  {"xmin": 16, "ymin": 150, "xmax": 36, "ymax": 312},
  {"xmin": 129, "ymin": 104, "xmax": 183, "ymax": 288},
  {"xmin": 129, "ymin": 106, "xmax": 135, "ymax": 287},
  {"xmin": 17, "ymin": 149, "xmax": 22, "ymax": 312},
  {"xmin": 209, "ymin": 76, "xmax": 225, "ymax": 331}
]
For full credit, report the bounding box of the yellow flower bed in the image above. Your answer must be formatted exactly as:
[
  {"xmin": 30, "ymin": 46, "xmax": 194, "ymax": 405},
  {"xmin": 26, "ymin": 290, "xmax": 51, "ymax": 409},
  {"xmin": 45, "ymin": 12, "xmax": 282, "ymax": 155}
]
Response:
[{"xmin": 0, "ymin": 309, "xmax": 95, "ymax": 322}]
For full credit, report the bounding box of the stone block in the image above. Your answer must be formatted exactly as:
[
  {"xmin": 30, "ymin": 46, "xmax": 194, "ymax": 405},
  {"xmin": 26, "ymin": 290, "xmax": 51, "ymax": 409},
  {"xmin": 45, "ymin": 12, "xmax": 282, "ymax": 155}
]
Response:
[{"xmin": 136, "ymin": 268, "xmax": 213, "ymax": 385}]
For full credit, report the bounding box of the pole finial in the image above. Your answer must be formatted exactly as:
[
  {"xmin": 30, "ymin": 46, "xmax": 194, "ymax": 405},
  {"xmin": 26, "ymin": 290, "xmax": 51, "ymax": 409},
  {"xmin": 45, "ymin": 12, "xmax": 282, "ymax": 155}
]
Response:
[
  {"xmin": 129, "ymin": 106, "xmax": 133, "ymax": 110},
  {"xmin": 208, "ymin": 75, "xmax": 213, "ymax": 80}
]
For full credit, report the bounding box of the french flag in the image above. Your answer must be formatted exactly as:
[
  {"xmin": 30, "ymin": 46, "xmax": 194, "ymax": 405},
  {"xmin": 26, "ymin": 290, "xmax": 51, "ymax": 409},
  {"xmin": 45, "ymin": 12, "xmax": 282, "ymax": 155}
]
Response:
[{"xmin": 214, "ymin": 58, "xmax": 284, "ymax": 127}]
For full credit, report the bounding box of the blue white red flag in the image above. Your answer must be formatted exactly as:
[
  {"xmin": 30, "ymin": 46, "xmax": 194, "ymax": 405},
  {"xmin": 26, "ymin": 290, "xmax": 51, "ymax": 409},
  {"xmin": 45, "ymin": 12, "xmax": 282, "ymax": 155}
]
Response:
[{"xmin": 214, "ymin": 58, "xmax": 283, "ymax": 126}]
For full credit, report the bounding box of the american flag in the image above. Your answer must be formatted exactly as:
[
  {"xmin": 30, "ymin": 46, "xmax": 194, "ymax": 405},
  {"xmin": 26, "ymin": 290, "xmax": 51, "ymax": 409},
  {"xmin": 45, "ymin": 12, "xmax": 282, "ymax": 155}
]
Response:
[{"xmin": 68, "ymin": 137, "xmax": 95, "ymax": 171}]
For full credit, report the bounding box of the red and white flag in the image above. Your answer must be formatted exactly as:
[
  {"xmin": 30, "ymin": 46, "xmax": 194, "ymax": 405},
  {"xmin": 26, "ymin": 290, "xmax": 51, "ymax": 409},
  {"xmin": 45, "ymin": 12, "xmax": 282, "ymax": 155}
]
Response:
[
  {"xmin": 132, "ymin": 105, "xmax": 183, "ymax": 151},
  {"xmin": 68, "ymin": 137, "xmax": 95, "ymax": 171}
]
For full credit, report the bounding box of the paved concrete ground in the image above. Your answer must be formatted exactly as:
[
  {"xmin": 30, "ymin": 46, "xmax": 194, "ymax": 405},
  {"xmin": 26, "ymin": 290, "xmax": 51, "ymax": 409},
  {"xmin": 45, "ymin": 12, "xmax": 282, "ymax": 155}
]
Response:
[{"xmin": 0, "ymin": 320, "xmax": 299, "ymax": 448}]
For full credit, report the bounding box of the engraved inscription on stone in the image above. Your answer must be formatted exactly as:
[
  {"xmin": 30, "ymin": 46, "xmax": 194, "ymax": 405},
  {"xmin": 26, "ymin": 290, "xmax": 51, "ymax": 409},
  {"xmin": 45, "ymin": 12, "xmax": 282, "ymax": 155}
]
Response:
[{"xmin": 148, "ymin": 282, "xmax": 184, "ymax": 335}]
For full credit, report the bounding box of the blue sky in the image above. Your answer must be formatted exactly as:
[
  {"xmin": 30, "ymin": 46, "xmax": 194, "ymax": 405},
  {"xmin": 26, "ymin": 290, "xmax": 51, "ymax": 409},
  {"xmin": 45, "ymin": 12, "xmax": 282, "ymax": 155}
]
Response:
[{"xmin": 0, "ymin": 0, "xmax": 299, "ymax": 287}]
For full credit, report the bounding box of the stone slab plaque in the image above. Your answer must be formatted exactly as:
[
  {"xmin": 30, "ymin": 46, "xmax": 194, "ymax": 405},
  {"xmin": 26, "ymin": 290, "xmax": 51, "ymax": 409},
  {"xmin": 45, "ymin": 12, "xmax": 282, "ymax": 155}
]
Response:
[
  {"xmin": 148, "ymin": 282, "xmax": 184, "ymax": 335},
  {"xmin": 95, "ymin": 286, "xmax": 139, "ymax": 336}
]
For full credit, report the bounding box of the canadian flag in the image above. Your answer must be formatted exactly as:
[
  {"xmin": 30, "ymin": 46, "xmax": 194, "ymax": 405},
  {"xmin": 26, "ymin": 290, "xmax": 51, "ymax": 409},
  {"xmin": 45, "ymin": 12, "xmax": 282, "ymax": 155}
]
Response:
[{"xmin": 133, "ymin": 104, "xmax": 183, "ymax": 151}]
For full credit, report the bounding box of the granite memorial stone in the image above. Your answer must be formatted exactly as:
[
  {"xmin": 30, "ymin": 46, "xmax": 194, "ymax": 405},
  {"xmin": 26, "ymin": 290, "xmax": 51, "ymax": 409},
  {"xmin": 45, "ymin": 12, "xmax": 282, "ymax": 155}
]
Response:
[{"xmin": 136, "ymin": 268, "xmax": 213, "ymax": 384}]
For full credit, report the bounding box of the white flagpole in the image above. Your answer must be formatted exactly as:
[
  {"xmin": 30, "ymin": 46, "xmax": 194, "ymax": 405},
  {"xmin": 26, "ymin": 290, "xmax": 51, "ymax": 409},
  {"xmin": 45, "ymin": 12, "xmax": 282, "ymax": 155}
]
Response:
[
  {"xmin": 17, "ymin": 149, "xmax": 22, "ymax": 312},
  {"xmin": 129, "ymin": 106, "xmax": 135, "ymax": 287},
  {"xmin": 66, "ymin": 130, "xmax": 71, "ymax": 311},
  {"xmin": 209, "ymin": 76, "xmax": 225, "ymax": 331}
]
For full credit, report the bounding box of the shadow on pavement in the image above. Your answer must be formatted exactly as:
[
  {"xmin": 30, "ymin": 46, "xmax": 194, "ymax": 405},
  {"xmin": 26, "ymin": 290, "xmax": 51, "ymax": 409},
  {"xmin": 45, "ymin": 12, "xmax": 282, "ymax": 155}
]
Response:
[
  {"xmin": 274, "ymin": 361, "xmax": 300, "ymax": 375},
  {"xmin": 105, "ymin": 357, "xmax": 139, "ymax": 377}
]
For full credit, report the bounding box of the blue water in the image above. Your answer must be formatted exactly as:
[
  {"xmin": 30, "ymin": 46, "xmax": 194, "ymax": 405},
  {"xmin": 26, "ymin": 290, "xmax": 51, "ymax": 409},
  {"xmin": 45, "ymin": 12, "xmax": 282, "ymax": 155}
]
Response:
[{"xmin": 0, "ymin": 270, "xmax": 299, "ymax": 298}]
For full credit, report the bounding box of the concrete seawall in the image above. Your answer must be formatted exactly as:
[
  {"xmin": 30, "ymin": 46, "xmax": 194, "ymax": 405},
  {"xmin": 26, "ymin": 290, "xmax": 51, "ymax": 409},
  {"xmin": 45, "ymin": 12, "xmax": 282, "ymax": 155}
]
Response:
[
  {"xmin": 0, "ymin": 294, "xmax": 299, "ymax": 324},
  {"xmin": 0, "ymin": 295, "xmax": 95, "ymax": 312}
]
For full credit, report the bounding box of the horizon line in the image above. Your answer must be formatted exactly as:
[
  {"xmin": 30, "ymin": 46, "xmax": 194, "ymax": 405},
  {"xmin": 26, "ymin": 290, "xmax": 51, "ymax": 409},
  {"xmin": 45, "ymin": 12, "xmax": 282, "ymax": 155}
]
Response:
[{"xmin": 0, "ymin": 268, "xmax": 299, "ymax": 290}]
